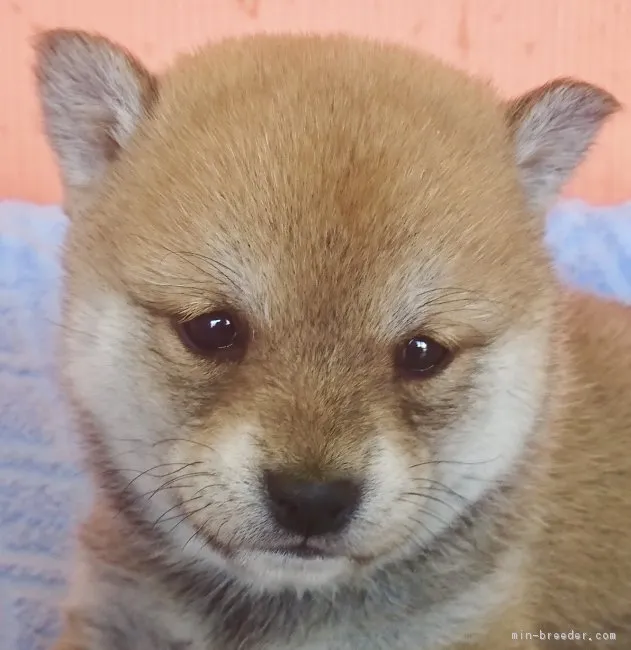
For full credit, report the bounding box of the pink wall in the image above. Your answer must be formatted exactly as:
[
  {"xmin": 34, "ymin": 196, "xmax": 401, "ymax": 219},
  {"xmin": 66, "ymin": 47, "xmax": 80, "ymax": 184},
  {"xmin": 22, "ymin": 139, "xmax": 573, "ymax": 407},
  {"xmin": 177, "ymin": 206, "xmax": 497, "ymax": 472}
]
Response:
[{"xmin": 2, "ymin": 0, "xmax": 630, "ymax": 204}]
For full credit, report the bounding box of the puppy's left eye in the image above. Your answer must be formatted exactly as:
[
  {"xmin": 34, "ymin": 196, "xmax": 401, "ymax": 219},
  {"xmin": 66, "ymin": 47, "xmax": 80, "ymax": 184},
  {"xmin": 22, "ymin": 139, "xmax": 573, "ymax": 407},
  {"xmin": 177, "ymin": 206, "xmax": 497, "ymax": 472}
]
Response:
[{"xmin": 396, "ymin": 336, "xmax": 452, "ymax": 378}]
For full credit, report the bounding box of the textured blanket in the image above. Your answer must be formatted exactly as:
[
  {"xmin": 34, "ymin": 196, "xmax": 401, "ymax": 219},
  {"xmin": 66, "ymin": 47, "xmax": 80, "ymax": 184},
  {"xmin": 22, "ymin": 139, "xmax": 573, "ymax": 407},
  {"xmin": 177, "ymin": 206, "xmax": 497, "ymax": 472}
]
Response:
[{"xmin": 1, "ymin": 200, "xmax": 631, "ymax": 649}]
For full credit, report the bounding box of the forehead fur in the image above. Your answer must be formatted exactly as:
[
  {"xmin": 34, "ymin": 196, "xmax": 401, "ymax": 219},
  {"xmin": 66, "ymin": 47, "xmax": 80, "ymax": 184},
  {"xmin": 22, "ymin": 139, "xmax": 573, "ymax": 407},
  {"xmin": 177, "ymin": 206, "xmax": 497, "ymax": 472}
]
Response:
[{"xmin": 67, "ymin": 35, "xmax": 550, "ymax": 331}]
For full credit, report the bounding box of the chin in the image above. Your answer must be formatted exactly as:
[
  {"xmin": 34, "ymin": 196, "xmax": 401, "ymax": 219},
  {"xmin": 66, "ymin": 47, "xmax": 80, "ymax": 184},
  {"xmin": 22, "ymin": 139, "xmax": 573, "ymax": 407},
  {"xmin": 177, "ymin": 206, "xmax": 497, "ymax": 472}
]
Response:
[{"xmin": 229, "ymin": 548, "xmax": 353, "ymax": 592}]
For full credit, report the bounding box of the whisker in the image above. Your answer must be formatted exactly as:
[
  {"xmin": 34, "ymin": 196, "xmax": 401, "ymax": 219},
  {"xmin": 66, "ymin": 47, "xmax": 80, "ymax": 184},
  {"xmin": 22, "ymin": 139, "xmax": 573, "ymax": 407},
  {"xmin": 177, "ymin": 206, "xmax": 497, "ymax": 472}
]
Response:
[
  {"xmin": 153, "ymin": 437, "xmax": 217, "ymax": 453},
  {"xmin": 124, "ymin": 483, "xmax": 195, "ymax": 512},
  {"xmin": 145, "ymin": 471, "xmax": 215, "ymax": 500},
  {"xmin": 136, "ymin": 235, "xmax": 243, "ymax": 296},
  {"xmin": 399, "ymin": 499, "xmax": 453, "ymax": 530},
  {"xmin": 408, "ymin": 454, "xmax": 501, "ymax": 471},
  {"xmin": 409, "ymin": 477, "xmax": 468, "ymax": 502},
  {"xmin": 401, "ymin": 512, "xmax": 441, "ymax": 539},
  {"xmin": 168, "ymin": 502, "xmax": 214, "ymax": 535},
  {"xmin": 183, "ymin": 508, "xmax": 230, "ymax": 553},
  {"xmin": 153, "ymin": 495, "xmax": 204, "ymax": 527},
  {"xmin": 120, "ymin": 462, "xmax": 203, "ymax": 492},
  {"xmin": 178, "ymin": 251, "xmax": 242, "ymax": 295},
  {"xmin": 401, "ymin": 491, "xmax": 462, "ymax": 518}
]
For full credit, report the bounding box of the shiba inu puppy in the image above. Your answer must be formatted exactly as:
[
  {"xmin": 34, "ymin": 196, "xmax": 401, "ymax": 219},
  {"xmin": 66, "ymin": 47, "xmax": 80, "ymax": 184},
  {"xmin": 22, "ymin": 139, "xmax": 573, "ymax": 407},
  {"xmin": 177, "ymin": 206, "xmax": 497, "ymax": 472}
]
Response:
[{"xmin": 35, "ymin": 28, "xmax": 631, "ymax": 650}]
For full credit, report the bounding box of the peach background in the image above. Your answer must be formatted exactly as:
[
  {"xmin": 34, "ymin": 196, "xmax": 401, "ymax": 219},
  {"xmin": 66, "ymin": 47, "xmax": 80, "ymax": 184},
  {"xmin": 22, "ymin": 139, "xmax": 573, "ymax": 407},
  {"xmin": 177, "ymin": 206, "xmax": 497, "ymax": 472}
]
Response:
[{"xmin": 1, "ymin": 0, "xmax": 630, "ymax": 205}]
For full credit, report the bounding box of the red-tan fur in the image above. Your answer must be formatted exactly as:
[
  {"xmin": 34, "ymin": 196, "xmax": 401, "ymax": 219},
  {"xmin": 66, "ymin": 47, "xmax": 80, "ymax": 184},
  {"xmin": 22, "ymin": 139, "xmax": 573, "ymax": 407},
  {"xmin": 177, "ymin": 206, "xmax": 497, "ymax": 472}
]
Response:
[{"xmin": 35, "ymin": 29, "xmax": 630, "ymax": 650}]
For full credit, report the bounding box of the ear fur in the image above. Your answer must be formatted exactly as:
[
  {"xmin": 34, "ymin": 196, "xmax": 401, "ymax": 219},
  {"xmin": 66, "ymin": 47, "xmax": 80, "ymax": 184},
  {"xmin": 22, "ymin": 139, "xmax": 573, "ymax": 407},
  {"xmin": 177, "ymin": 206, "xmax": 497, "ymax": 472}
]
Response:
[
  {"xmin": 33, "ymin": 29, "xmax": 157, "ymax": 200},
  {"xmin": 506, "ymin": 79, "xmax": 620, "ymax": 211}
]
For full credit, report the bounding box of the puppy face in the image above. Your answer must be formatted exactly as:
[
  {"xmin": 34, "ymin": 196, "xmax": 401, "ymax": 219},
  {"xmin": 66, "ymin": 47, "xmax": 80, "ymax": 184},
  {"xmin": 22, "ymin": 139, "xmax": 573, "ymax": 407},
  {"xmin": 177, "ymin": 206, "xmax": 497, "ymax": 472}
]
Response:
[{"xmin": 35, "ymin": 32, "xmax": 618, "ymax": 591}]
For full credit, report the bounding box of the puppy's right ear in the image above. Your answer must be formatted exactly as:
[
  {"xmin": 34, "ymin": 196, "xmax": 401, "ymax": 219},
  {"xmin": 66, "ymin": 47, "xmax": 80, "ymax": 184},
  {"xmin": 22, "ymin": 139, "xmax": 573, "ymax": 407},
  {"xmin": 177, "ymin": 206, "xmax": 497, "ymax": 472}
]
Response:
[{"xmin": 34, "ymin": 29, "xmax": 157, "ymax": 203}]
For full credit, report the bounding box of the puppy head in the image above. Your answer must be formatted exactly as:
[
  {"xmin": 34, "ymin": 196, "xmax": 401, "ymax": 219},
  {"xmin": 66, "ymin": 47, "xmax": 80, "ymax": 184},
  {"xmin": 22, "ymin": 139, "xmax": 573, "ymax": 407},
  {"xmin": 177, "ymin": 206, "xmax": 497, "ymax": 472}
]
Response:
[{"xmin": 35, "ymin": 31, "xmax": 618, "ymax": 591}]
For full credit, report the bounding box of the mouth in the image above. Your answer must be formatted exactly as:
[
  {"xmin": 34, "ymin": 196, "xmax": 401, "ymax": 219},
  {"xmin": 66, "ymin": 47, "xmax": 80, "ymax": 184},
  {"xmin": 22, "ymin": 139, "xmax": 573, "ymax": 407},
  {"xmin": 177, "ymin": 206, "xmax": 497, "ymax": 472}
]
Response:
[
  {"xmin": 230, "ymin": 541, "xmax": 352, "ymax": 589},
  {"xmin": 264, "ymin": 544, "xmax": 334, "ymax": 560},
  {"xmin": 192, "ymin": 524, "xmax": 337, "ymax": 561}
]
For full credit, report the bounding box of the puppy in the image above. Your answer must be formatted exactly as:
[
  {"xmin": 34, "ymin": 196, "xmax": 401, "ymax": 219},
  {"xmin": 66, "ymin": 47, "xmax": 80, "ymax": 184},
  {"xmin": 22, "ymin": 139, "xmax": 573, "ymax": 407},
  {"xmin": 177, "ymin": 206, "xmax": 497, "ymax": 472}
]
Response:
[{"xmin": 35, "ymin": 29, "xmax": 631, "ymax": 650}]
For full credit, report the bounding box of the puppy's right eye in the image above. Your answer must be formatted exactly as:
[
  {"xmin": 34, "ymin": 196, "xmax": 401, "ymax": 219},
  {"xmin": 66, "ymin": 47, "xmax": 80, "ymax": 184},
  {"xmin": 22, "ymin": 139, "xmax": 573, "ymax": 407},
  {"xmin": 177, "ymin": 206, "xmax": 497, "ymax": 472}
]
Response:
[{"xmin": 175, "ymin": 310, "xmax": 246, "ymax": 359}]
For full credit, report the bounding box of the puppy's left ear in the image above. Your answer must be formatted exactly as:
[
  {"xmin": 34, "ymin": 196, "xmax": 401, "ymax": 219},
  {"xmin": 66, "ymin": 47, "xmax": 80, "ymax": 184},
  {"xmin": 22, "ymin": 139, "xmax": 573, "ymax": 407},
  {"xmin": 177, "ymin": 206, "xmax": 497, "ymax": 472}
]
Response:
[
  {"xmin": 506, "ymin": 79, "xmax": 620, "ymax": 212},
  {"xmin": 33, "ymin": 29, "xmax": 158, "ymax": 206}
]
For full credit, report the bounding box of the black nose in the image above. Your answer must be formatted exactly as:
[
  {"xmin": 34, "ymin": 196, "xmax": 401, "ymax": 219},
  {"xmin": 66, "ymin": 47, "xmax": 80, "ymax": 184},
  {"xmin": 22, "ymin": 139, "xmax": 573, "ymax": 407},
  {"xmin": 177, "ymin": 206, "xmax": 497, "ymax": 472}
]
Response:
[{"xmin": 264, "ymin": 471, "xmax": 361, "ymax": 537}]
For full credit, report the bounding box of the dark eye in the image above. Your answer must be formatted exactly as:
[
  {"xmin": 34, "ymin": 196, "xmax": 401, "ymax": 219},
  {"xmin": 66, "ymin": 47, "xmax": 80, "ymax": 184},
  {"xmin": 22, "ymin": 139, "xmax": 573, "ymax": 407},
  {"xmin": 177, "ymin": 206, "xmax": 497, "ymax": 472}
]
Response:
[
  {"xmin": 396, "ymin": 336, "xmax": 452, "ymax": 378},
  {"xmin": 175, "ymin": 310, "xmax": 246, "ymax": 358}
]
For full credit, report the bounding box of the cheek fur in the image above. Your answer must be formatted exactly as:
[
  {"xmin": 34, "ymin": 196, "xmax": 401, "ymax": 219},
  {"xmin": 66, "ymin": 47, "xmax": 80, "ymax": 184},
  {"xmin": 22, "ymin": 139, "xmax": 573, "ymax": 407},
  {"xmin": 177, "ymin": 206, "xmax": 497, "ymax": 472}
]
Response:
[
  {"xmin": 423, "ymin": 328, "xmax": 548, "ymax": 537},
  {"xmin": 169, "ymin": 421, "xmax": 271, "ymax": 548},
  {"xmin": 64, "ymin": 295, "xmax": 181, "ymax": 439},
  {"xmin": 397, "ymin": 350, "xmax": 480, "ymax": 439}
]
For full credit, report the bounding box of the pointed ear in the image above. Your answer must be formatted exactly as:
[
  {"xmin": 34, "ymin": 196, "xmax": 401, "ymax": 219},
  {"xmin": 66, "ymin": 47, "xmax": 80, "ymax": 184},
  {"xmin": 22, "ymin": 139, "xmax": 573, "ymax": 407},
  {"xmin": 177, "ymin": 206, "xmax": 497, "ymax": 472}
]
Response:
[
  {"xmin": 506, "ymin": 79, "xmax": 620, "ymax": 212},
  {"xmin": 34, "ymin": 29, "xmax": 158, "ymax": 201}
]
